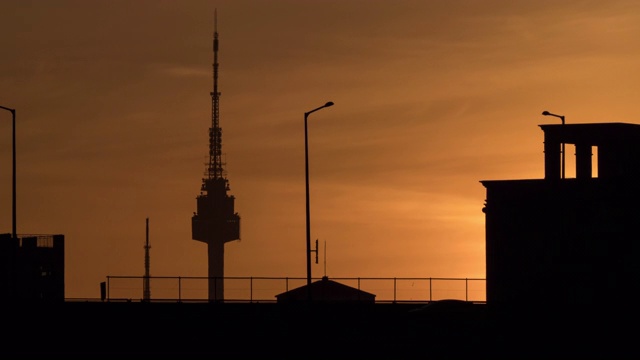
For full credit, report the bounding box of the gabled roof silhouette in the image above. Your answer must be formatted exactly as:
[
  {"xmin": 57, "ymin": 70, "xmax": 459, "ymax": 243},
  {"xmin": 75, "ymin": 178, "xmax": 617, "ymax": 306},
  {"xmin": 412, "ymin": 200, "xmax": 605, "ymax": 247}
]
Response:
[{"xmin": 275, "ymin": 276, "xmax": 376, "ymax": 303}]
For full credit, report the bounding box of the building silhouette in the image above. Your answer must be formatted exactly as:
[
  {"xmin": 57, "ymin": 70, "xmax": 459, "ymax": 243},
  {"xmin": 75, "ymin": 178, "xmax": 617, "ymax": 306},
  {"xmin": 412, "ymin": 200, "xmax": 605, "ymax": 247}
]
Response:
[
  {"xmin": 191, "ymin": 11, "xmax": 240, "ymax": 302},
  {"xmin": 481, "ymin": 122, "xmax": 640, "ymax": 312},
  {"xmin": 0, "ymin": 233, "xmax": 65, "ymax": 302},
  {"xmin": 275, "ymin": 276, "xmax": 376, "ymax": 304}
]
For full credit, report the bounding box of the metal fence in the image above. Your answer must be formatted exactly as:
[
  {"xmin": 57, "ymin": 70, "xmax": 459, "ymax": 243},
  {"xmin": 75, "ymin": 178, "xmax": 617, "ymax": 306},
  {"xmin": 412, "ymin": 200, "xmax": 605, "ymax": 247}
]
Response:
[{"xmin": 101, "ymin": 275, "xmax": 486, "ymax": 303}]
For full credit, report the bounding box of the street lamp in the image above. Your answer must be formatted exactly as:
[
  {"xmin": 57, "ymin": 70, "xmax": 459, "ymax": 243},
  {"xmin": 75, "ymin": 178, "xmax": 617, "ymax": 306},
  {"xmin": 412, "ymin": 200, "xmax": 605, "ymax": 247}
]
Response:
[
  {"xmin": 0, "ymin": 105, "xmax": 16, "ymax": 240},
  {"xmin": 304, "ymin": 101, "xmax": 334, "ymax": 295},
  {"xmin": 542, "ymin": 110, "xmax": 565, "ymax": 179}
]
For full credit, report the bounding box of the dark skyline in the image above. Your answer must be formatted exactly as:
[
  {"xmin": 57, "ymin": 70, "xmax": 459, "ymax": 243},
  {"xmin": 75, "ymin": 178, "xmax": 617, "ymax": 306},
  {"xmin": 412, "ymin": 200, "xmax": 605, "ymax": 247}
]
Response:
[{"xmin": 2, "ymin": 1, "xmax": 640, "ymax": 299}]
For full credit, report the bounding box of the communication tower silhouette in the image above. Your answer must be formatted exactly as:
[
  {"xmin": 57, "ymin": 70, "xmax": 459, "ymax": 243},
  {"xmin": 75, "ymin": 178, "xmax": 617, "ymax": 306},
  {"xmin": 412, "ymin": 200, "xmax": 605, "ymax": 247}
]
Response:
[{"xmin": 191, "ymin": 10, "xmax": 241, "ymax": 302}]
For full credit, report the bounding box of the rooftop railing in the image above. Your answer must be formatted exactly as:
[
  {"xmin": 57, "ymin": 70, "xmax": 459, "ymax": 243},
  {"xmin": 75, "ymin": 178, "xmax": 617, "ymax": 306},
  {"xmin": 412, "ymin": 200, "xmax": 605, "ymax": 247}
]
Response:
[{"xmin": 95, "ymin": 275, "xmax": 486, "ymax": 304}]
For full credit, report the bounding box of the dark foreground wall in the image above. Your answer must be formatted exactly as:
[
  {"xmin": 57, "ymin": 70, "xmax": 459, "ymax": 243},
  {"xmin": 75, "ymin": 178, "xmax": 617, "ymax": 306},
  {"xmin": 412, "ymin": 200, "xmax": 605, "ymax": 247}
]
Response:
[{"xmin": 2, "ymin": 301, "xmax": 638, "ymax": 358}]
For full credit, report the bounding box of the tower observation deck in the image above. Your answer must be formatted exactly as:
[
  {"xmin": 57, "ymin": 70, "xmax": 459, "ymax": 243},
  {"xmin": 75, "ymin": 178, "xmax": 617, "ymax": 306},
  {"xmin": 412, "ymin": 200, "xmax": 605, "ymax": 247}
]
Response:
[{"xmin": 191, "ymin": 10, "xmax": 240, "ymax": 302}]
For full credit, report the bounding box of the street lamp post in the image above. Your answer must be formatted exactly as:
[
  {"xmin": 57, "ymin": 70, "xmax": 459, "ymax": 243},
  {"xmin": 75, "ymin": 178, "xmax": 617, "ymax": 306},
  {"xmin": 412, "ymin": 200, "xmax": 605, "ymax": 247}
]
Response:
[
  {"xmin": 304, "ymin": 101, "xmax": 334, "ymax": 298},
  {"xmin": 542, "ymin": 110, "xmax": 565, "ymax": 179},
  {"xmin": 0, "ymin": 105, "xmax": 16, "ymax": 240}
]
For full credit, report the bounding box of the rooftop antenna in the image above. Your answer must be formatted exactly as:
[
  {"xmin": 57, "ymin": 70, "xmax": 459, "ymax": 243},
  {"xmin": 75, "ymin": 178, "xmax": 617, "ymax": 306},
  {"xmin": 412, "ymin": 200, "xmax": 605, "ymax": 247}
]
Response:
[
  {"xmin": 143, "ymin": 217, "xmax": 151, "ymax": 301},
  {"xmin": 311, "ymin": 239, "xmax": 319, "ymax": 266},
  {"xmin": 323, "ymin": 240, "xmax": 327, "ymax": 277}
]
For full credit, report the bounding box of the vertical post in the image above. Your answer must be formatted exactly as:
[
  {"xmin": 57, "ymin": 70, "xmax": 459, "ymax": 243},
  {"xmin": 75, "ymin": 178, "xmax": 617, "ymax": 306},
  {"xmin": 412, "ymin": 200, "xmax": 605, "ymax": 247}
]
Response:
[
  {"xmin": 429, "ymin": 277, "xmax": 432, "ymax": 302},
  {"xmin": 214, "ymin": 276, "xmax": 217, "ymax": 302},
  {"xmin": 543, "ymin": 138, "xmax": 562, "ymax": 180},
  {"xmin": 466, "ymin": 278, "xmax": 468, "ymax": 301},
  {"xmin": 542, "ymin": 111, "xmax": 565, "ymax": 179},
  {"xmin": 303, "ymin": 101, "xmax": 334, "ymax": 302},
  {"xmin": 304, "ymin": 112, "xmax": 311, "ymax": 298},
  {"xmin": 393, "ymin": 277, "xmax": 397, "ymax": 303},
  {"xmin": 143, "ymin": 217, "xmax": 150, "ymax": 301},
  {"xmin": 575, "ymin": 144, "xmax": 592, "ymax": 179},
  {"xmin": 560, "ymin": 116, "xmax": 565, "ymax": 179},
  {"xmin": 0, "ymin": 106, "xmax": 16, "ymax": 239},
  {"xmin": 11, "ymin": 109, "xmax": 15, "ymax": 239}
]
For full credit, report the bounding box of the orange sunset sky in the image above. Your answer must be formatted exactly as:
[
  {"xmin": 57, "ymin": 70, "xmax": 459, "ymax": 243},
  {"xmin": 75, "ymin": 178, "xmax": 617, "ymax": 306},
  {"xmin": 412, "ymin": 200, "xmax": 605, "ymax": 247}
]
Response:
[{"xmin": 2, "ymin": 0, "xmax": 640, "ymax": 299}]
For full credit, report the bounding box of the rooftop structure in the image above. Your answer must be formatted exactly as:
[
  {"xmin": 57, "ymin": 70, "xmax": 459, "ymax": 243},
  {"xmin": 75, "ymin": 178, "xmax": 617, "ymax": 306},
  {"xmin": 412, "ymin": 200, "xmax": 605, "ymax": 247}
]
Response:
[{"xmin": 481, "ymin": 122, "xmax": 640, "ymax": 312}]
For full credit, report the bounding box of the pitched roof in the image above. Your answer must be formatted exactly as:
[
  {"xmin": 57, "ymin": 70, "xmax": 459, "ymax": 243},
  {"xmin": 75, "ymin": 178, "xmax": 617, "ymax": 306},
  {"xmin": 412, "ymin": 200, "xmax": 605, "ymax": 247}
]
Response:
[{"xmin": 275, "ymin": 276, "xmax": 376, "ymax": 303}]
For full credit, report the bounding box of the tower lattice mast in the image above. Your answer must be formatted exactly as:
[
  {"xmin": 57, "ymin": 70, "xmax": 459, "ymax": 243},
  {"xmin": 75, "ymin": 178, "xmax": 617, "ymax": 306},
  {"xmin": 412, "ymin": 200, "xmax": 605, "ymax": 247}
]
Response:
[
  {"xmin": 143, "ymin": 217, "xmax": 151, "ymax": 301},
  {"xmin": 209, "ymin": 9, "xmax": 223, "ymax": 180}
]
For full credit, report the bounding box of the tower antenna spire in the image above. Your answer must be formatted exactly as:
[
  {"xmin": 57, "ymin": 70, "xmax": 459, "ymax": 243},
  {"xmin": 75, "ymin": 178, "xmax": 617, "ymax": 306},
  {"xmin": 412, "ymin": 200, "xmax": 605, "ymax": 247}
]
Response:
[{"xmin": 208, "ymin": 8, "xmax": 223, "ymax": 180}]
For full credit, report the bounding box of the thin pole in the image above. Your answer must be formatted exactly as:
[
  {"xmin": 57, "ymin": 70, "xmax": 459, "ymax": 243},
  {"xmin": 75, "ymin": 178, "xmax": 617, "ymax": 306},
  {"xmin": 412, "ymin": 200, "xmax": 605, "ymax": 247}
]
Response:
[
  {"xmin": 304, "ymin": 102, "xmax": 334, "ymax": 301},
  {"xmin": 0, "ymin": 105, "xmax": 16, "ymax": 239},
  {"xmin": 12, "ymin": 110, "xmax": 15, "ymax": 239},
  {"xmin": 143, "ymin": 217, "xmax": 151, "ymax": 301},
  {"xmin": 323, "ymin": 240, "xmax": 326, "ymax": 276},
  {"xmin": 560, "ymin": 115, "xmax": 565, "ymax": 179},
  {"xmin": 304, "ymin": 112, "xmax": 311, "ymax": 291}
]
